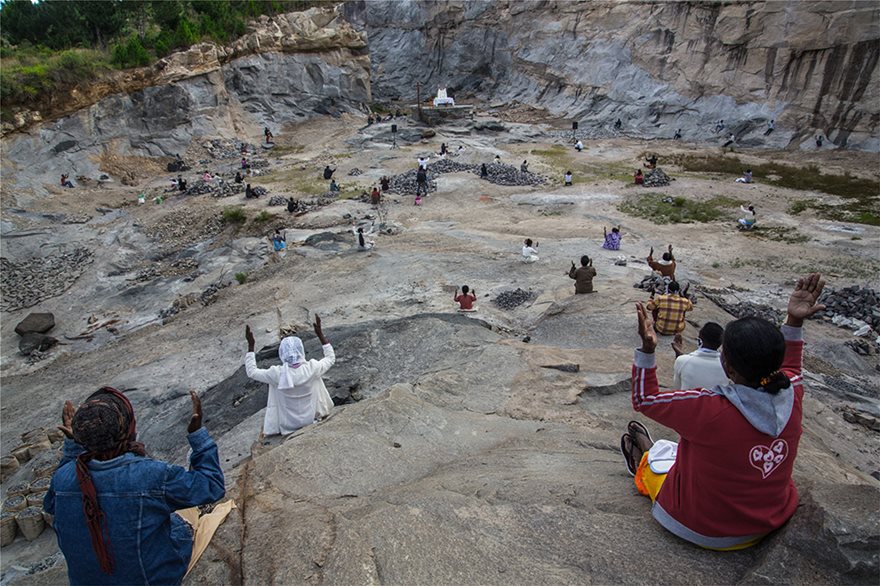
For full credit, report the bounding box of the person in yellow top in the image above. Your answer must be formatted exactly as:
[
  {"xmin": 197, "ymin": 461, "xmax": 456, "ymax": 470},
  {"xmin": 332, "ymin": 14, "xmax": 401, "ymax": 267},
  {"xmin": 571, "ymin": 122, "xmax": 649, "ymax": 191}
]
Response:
[{"xmin": 646, "ymin": 281, "xmax": 693, "ymax": 335}]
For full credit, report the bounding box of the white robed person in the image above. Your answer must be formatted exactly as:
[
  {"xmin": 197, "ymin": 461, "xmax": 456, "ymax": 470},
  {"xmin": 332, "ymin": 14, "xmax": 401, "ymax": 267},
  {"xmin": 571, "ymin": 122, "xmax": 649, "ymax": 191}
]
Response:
[{"xmin": 244, "ymin": 316, "xmax": 335, "ymax": 436}]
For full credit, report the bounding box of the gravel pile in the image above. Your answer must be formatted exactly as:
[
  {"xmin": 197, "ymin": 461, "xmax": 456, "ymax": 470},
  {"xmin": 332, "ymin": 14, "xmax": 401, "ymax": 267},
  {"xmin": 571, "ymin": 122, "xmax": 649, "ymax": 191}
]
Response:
[
  {"xmin": 643, "ymin": 168, "xmax": 671, "ymax": 187},
  {"xmin": 493, "ymin": 288, "xmax": 536, "ymax": 310},
  {"xmin": 144, "ymin": 210, "xmax": 223, "ymax": 250},
  {"xmin": 0, "ymin": 248, "xmax": 94, "ymax": 311},
  {"xmin": 183, "ymin": 180, "xmax": 215, "ymax": 196},
  {"xmin": 158, "ymin": 282, "xmax": 228, "ymax": 320},
  {"xmin": 387, "ymin": 159, "xmax": 546, "ymax": 194},
  {"xmin": 472, "ymin": 162, "xmax": 547, "ymax": 186},
  {"xmin": 387, "ymin": 169, "xmax": 437, "ymax": 194},
  {"xmin": 702, "ymin": 294, "xmax": 784, "ymax": 323},
  {"xmin": 348, "ymin": 168, "xmax": 364, "ymax": 176},
  {"xmin": 211, "ymin": 182, "xmax": 244, "ymax": 198},
  {"xmin": 816, "ymin": 286, "xmax": 879, "ymax": 331},
  {"xmin": 248, "ymin": 159, "xmax": 270, "ymax": 170},
  {"xmin": 252, "ymin": 186, "xmax": 268, "ymax": 197},
  {"xmin": 204, "ymin": 139, "xmax": 248, "ymax": 160},
  {"xmin": 268, "ymin": 196, "xmax": 288, "ymax": 206}
]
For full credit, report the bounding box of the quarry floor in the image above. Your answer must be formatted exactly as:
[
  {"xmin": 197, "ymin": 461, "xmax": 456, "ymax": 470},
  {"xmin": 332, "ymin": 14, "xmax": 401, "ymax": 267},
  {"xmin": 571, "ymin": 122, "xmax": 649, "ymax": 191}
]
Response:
[{"xmin": 1, "ymin": 114, "xmax": 878, "ymax": 584}]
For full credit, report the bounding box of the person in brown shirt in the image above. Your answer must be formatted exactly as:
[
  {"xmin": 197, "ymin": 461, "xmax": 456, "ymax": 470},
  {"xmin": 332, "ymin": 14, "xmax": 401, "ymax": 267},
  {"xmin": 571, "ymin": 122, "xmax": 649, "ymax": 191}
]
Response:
[
  {"xmin": 647, "ymin": 244, "xmax": 676, "ymax": 280},
  {"xmin": 569, "ymin": 255, "xmax": 597, "ymax": 294}
]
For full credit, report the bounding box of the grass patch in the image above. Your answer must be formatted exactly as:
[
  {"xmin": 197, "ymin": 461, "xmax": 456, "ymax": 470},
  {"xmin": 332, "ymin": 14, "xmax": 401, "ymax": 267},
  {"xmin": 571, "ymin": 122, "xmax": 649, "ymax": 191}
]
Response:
[
  {"xmin": 673, "ymin": 154, "xmax": 880, "ymax": 225},
  {"xmin": 234, "ymin": 272, "xmax": 248, "ymax": 285},
  {"xmin": 253, "ymin": 211, "xmax": 275, "ymax": 223},
  {"xmin": 740, "ymin": 226, "xmax": 811, "ymax": 244},
  {"xmin": 222, "ymin": 206, "xmax": 247, "ymax": 224},
  {"xmin": 728, "ymin": 255, "xmax": 880, "ymax": 279},
  {"xmin": 0, "ymin": 47, "xmax": 111, "ymax": 109},
  {"xmin": 619, "ymin": 193, "xmax": 740, "ymax": 224}
]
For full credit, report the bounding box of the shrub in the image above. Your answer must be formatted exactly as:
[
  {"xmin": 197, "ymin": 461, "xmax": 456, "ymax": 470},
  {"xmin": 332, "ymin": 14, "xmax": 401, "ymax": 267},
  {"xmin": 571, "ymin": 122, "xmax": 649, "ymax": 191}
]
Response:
[
  {"xmin": 111, "ymin": 36, "xmax": 151, "ymax": 69},
  {"xmin": 234, "ymin": 272, "xmax": 247, "ymax": 284},
  {"xmin": 254, "ymin": 211, "xmax": 274, "ymax": 223},
  {"xmin": 222, "ymin": 206, "xmax": 247, "ymax": 223}
]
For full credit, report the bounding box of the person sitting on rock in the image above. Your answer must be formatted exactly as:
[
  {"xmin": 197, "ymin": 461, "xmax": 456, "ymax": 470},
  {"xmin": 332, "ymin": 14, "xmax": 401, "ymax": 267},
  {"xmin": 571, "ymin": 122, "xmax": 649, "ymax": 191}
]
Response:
[
  {"xmin": 178, "ymin": 175, "xmax": 187, "ymax": 191},
  {"xmin": 646, "ymin": 280, "xmax": 692, "ymax": 336},
  {"xmin": 60, "ymin": 174, "xmax": 74, "ymax": 188},
  {"xmin": 355, "ymin": 226, "xmax": 374, "ymax": 250},
  {"xmin": 494, "ymin": 154, "xmax": 501, "ymax": 163},
  {"xmin": 520, "ymin": 160, "xmax": 529, "ymax": 174},
  {"xmin": 203, "ymin": 171, "xmax": 213, "ymax": 182},
  {"xmin": 568, "ymin": 255, "xmax": 597, "ymax": 294},
  {"xmin": 714, "ymin": 119, "xmax": 725, "ymax": 133},
  {"xmin": 454, "ymin": 285, "xmax": 477, "ymax": 311},
  {"xmin": 671, "ymin": 322, "xmax": 730, "ymax": 389},
  {"xmin": 603, "ymin": 226, "xmax": 622, "ymax": 250},
  {"xmin": 634, "ymin": 169, "xmax": 644, "ymax": 185},
  {"xmin": 380, "ymin": 176, "xmax": 390, "ymax": 191},
  {"xmin": 735, "ymin": 169, "xmax": 753, "ymax": 183},
  {"xmin": 272, "ymin": 229, "xmax": 286, "ymax": 253},
  {"xmin": 645, "ymin": 154, "xmax": 658, "ymax": 169},
  {"xmin": 245, "ymin": 183, "xmax": 256, "ymax": 199},
  {"xmin": 287, "ymin": 197, "xmax": 297, "ymax": 214},
  {"xmin": 329, "ymin": 179, "xmax": 340, "ymax": 193},
  {"xmin": 45, "ymin": 387, "xmax": 226, "ymax": 584},
  {"xmin": 723, "ymin": 133, "xmax": 736, "ymax": 147},
  {"xmin": 480, "ymin": 163, "xmax": 489, "ymax": 179},
  {"xmin": 764, "ymin": 120, "xmax": 774, "ymax": 136},
  {"xmin": 738, "ymin": 205, "xmax": 757, "ymax": 230},
  {"xmin": 234, "ymin": 171, "xmax": 244, "ymax": 184},
  {"xmin": 564, "ymin": 171, "xmax": 573, "ymax": 186},
  {"xmin": 371, "ymin": 186, "xmax": 381, "ymax": 206},
  {"xmin": 323, "ymin": 166, "xmax": 335, "ymax": 180},
  {"xmin": 245, "ymin": 320, "xmax": 335, "ymax": 437},
  {"xmin": 614, "ymin": 118, "xmax": 623, "ymax": 130},
  {"xmin": 673, "ymin": 128, "xmax": 682, "ymax": 140},
  {"xmin": 621, "ymin": 274, "xmax": 824, "ymax": 550},
  {"xmin": 575, "ymin": 140, "xmax": 584, "ymax": 152},
  {"xmin": 815, "ymin": 134, "xmax": 824, "ymax": 148},
  {"xmin": 647, "ymin": 245, "xmax": 676, "ymax": 280},
  {"xmin": 522, "ymin": 238, "xmax": 539, "ymax": 263}
]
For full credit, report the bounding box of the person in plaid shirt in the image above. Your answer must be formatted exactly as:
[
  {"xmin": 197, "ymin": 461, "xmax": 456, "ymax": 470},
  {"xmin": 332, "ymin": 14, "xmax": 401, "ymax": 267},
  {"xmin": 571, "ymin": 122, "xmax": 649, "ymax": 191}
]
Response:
[{"xmin": 646, "ymin": 281, "xmax": 693, "ymax": 335}]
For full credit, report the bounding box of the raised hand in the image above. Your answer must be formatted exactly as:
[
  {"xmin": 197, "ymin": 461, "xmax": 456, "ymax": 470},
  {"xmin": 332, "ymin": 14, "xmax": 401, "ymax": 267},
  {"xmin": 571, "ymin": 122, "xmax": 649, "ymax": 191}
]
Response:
[
  {"xmin": 786, "ymin": 273, "xmax": 826, "ymax": 327},
  {"xmin": 187, "ymin": 390, "xmax": 202, "ymax": 434},
  {"xmin": 245, "ymin": 325, "xmax": 255, "ymax": 352},
  {"xmin": 59, "ymin": 400, "xmax": 76, "ymax": 439},
  {"xmin": 649, "ymin": 246, "xmax": 654, "ymax": 256},
  {"xmin": 636, "ymin": 302, "xmax": 658, "ymax": 354},
  {"xmin": 314, "ymin": 314, "xmax": 328, "ymax": 344}
]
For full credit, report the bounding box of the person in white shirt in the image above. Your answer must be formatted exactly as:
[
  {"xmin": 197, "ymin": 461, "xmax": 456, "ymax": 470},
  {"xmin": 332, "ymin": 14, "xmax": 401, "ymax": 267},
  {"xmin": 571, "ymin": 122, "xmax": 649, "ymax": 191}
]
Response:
[
  {"xmin": 417, "ymin": 157, "xmax": 429, "ymax": 170},
  {"xmin": 737, "ymin": 204, "xmax": 757, "ymax": 230},
  {"xmin": 575, "ymin": 140, "xmax": 584, "ymax": 152},
  {"xmin": 671, "ymin": 322, "xmax": 730, "ymax": 390},
  {"xmin": 522, "ymin": 238, "xmax": 539, "ymax": 263},
  {"xmin": 244, "ymin": 317, "xmax": 335, "ymax": 436}
]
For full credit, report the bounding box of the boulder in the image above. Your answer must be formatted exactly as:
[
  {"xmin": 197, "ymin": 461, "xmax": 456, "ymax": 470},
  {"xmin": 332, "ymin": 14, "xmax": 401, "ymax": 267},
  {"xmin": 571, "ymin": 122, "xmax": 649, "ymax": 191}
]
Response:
[
  {"xmin": 14, "ymin": 312, "xmax": 55, "ymax": 336},
  {"xmin": 18, "ymin": 333, "xmax": 57, "ymax": 356}
]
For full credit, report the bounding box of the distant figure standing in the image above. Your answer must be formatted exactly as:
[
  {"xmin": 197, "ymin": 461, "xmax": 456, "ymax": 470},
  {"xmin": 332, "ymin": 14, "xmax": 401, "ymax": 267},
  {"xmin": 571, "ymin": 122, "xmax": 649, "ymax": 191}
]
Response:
[
  {"xmin": 816, "ymin": 134, "xmax": 824, "ymax": 148},
  {"xmin": 568, "ymin": 256, "xmax": 597, "ymax": 294},
  {"xmin": 356, "ymin": 226, "xmax": 374, "ymax": 250},
  {"xmin": 418, "ymin": 156, "xmax": 429, "ymax": 170},
  {"xmin": 440, "ymin": 143, "xmax": 448, "ymax": 156},
  {"xmin": 520, "ymin": 160, "xmax": 529, "ymax": 174},
  {"xmin": 575, "ymin": 140, "xmax": 584, "ymax": 152},
  {"xmin": 634, "ymin": 169, "xmax": 644, "ymax": 185},
  {"xmin": 735, "ymin": 169, "xmax": 753, "ymax": 183},
  {"xmin": 764, "ymin": 120, "xmax": 775, "ymax": 136},
  {"xmin": 323, "ymin": 165, "xmax": 335, "ymax": 180},
  {"xmin": 603, "ymin": 226, "xmax": 622, "ymax": 250},
  {"xmin": 241, "ymin": 157, "xmax": 249, "ymax": 169},
  {"xmin": 480, "ymin": 163, "xmax": 488, "ymax": 179},
  {"xmin": 673, "ymin": 128, "xmax": 682, "ymax": 140},
  {"xmin": 714, "ymin": 120, "xmax": 725, "ymax": 133},
  {"xmin": 60, "ymin": 174, "xmax": 74, "ymax": 188},
  {"xmin": 564, "ymin": 171, "xmax": 573, "ymax": 186},
  {"xmin": 371, "ymin": 186, "xmax": 381, "ymax": 206},
  {"xmin": 454, "ymin": 285, "xmax": 477, "ymax": 311},
  {"xmin": 416, "ymin": 167, "xmax": 428, "ymax": 196},
  {"xmin": 414, "ymin": 194, "xmax": 423, "ymax": 206},
  {"xmin": 264, "ymin": 127, "xmax": 273, "ymax": 143},
  {"xmin": 723, "ymin": 133, "xmax": 736, "ymax": 147},
  {"xmin": 522, "ymin": 238, "xmax": 539, "ymax": 263}
]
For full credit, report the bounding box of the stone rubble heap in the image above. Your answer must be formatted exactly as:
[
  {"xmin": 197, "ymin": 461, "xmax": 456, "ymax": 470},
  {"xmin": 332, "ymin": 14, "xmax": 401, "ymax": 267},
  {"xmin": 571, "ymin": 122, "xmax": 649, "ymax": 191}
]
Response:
[
  {"xmin": 210, "ymin": 182, "xmax": 245, "ymax": 198},
  {"xmin": 642, "ymin": 168, "xmax": 671, "ymax": 187},
  {"xmin": 633, "ymin": 275, "xmax": 696, "ymax": 304},
  {"xmin": 472, "ymin": 162, "xmax": 548, "ymax": 186},
  {"xmin": 493, "ymin": 288, "xmax": 536, "ymax": 310},
  {"xmin": 144, "ymin": 210, "xmax": 223, "ymax": 250},
  {"xmin": 387, "ymin": 169, "xmax": 437, "ymax": 194},
  {"xmin": 815, "ymin": 285, "xmax": 879, "ymax": 331},
  {"xmin": 387, "ymin": 159, "xmax": 546, "ymax": 194},
  {"xmin": 700, "ymin": 290, "xmax": 784, "ymax": 323},
  {"xmin": 252, "ymin": 186, "xmax": 269, "ymax": 197},
  {"xmin": 248, "ymin": 159, "xmax": 270, "ymax": 170},
  {"xmin": 268, "ymin": 196, "xmax": 288, "ymax": 206},
  {"xmin": 348, "ymin": 167, "xmax": 364, "ymax": 176},
  {"xmin": 158, "ymin": 282, "xmax": 229, "ymax": 321},
  {"xmin": 0, "ymin": 249, "xmax": 94, "ymax": 311},
  {"xmin": 204, "ymin": 139, "xmax": 250, "ymax": 160}
]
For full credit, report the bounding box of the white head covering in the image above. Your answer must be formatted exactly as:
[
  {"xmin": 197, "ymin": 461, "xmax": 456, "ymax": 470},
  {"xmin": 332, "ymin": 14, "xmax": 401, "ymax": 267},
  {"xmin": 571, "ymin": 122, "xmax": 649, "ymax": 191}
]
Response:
[{"xmin": 279, "ymin": 337, "xmax": 305, "ymax": 367}]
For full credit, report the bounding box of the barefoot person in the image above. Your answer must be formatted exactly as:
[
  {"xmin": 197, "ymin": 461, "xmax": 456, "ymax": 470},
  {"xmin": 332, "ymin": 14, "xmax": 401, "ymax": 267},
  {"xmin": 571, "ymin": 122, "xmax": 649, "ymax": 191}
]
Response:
[
  {"xmin": 45, "ymin": 388, "xmax": 226, "ymax": 584},
  {"xmin": 245, "ymin": 318, "xmax": 335, "ymax": 436},
  {"xmin": 620, "ymin": 274, "xmax": 824, "ymax": 550},
  {"xmin": 568, "ymin": 255, "xmax": 597, "ymax": 294}
]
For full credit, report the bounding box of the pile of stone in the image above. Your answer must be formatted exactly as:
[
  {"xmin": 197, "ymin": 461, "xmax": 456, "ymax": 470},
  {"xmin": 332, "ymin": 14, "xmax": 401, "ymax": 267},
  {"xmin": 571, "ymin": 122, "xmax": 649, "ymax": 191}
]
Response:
[
  {"xmin": 13, "ymin": 312, "xmax": 57, "ymax": 357},
  {"xmin": 815, "ymin": 285, "xmax": 879, "ymax": 331},
  {"xmin": 204, "ymin": 139, "xmax": 247, "ymax": 160},
  {"xmin": 387, "ymin": 159, "xmax": 546, "ymax": 194},
  {"xmin": 0, "ymin": 248, "xmax": 94, "ymax": 311},
  {"xmin": 252, "ymin": 186, "xmax": 269, "ymax": 197},
  {"xmin": 144, "ymin": 210, "xmax": 223, "ymax": 250},
  {"xmin": 268, "ymin": 195, "xmax": 288, "ymax": 206},
  {"xmin": 158, "ymin": 282, "xmax": 228, "ymax": 321},
  {"xmin": 472, "ymin": 162, "xmax": 547, "ymax": 186},
  {"xmin": 701, "ymin": 291, "xmax": 784, "ymax": 323},
  {"xmin": 348, "ymin": 168, "xmax": 364, "ymax": 176},
  {"xmin": 387, "ymin": 168, "xmax": 437, "ymax": 194},
  {"xmin": 493, "ymin": 288, "xmax": 536, "ymax": 310},
  {"xmin": 643, "ymin": 168, "xmax": 671, "ymax": 187},
  {"xmin": 167, "ymin": 158, "xmax": 191, "ymax": 173},
  {"xmin": 248, "ymin": 159, "xmax": 270, "ymax": 170},
  {"xmin": 211, "ymin": 182, "xmax": 245, "ymax": 198},
  {"xmin": 428, "ymin": 159, "xmax": 477, "ymax": 174},
  {"xmin": 183, "ymin": 180, "xmax": 216, "ymax": 196}
]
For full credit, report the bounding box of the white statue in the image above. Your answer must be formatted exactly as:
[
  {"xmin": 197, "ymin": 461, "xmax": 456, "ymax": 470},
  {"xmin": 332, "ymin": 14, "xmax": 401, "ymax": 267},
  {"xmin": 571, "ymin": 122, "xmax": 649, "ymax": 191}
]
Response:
[{"xmin": 433, "ymin": 87, "xmax": 455, "ymax": 107}]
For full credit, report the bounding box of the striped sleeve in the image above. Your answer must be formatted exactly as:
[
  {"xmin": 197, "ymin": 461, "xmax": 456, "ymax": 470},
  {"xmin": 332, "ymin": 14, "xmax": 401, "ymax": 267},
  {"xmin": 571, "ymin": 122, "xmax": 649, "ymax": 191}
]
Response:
[{"xmin": 632, "ymin": 350, "xmax": 722, "ymax": 438}]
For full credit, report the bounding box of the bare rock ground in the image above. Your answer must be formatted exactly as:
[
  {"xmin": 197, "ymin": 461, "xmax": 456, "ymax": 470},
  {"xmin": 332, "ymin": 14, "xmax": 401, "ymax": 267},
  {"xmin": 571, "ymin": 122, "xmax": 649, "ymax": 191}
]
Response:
[{"xmin": 1, "ymin": 115, "xmax": 878, "ymax": 584}]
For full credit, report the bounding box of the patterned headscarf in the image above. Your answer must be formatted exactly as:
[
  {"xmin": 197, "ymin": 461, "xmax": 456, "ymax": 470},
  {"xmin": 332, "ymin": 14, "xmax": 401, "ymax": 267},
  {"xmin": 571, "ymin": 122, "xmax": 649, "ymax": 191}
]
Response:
[
  {"xmin": 71, "ymin": 387, "xmax": 146, "ymax": 575},
  {"xmin": 279, "ymin": 337, "xmax": 305, "ymax": 368}
]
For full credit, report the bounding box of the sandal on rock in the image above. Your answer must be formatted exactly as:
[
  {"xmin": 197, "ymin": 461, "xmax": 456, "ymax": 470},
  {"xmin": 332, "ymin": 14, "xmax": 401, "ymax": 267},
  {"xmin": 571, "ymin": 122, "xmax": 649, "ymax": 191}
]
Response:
[
  {"xmin": 627, "ymin": 420, "xmax": 654, "ymax": 450},
  {"xmin": 620, "ymin": 433, "xmax": 638, "ymax": 476}
]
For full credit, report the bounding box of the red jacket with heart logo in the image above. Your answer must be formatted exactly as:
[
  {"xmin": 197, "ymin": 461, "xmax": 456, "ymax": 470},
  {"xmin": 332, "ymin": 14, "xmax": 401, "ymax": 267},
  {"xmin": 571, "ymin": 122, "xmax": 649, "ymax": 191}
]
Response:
[{"xmin": 631, "ymin": 326, "xmax": 804, "ymax": 549}]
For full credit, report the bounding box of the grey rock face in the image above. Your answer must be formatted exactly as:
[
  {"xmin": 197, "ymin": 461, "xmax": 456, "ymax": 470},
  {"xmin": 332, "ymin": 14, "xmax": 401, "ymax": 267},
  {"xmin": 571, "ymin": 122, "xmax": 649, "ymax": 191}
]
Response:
[{"xmin": 364, "ymin": 0, "xmax": 880, "ymax": 151}]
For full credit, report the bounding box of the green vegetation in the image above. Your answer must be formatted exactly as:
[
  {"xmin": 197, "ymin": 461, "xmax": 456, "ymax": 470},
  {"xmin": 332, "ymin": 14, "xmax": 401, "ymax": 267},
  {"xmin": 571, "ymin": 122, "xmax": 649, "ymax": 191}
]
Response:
[
  {"xmin": 672, "ymin": 154, "xmax": 880, "ymax": 226},
  {"xmin": 221, "ymin": 206, "xmax": 247, "ymax": 224},
  {"xmin": 234, "ymin": 272, "xmax": 248, "ymax": 285},
  {"xmin": 619, "ymin": 194, "xmax": 740, "ymax": 224},
  {"xmin": 253, "ymin": 211, "xmax": 275, "ymax": 223},
  {"xmin": 0, "ymin": 0, "xmax": 328, "ymax": 112},
  {"xmin": 740, "ymin": 226, "xmax": 811, "ymax": 244},
  {"xmin": 728, "ymin": 255, "xmax": 880, "ymax": 279}
]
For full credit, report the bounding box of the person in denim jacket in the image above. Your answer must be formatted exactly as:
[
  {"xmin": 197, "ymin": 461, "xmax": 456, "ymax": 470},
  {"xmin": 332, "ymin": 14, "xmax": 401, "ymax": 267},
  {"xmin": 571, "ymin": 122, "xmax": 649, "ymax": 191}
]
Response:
[{"xmin": 44, "ymin": 387, "xmax": 225, "ymax": 585}]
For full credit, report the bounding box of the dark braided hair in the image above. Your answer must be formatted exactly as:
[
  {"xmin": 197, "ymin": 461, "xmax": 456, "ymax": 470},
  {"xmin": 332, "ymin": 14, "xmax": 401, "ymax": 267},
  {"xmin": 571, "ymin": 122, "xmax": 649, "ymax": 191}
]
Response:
[
  {"xmin": 71, "ymin": 387, "xmax": 146, "ymax": 575},
  {"xmin": 722, "ymin": 318, "xmax": 791, "ymax": 394}
]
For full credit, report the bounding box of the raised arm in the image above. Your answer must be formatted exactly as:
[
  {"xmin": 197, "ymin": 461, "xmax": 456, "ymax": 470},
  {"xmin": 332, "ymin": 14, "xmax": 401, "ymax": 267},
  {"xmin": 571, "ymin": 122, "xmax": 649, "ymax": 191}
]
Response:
[
  {"xmin": 310, "ymin": 315, "xmax": 336, "ymax": 377},
  {"xmin": 667, "ymin": 244, "xmax": 674, "ymax": 261},
  {"xmin": 244, "ymin": 325, "xmax": 276, "ymax": 384},
  {"xmin": 780, "ymin": 273, "xmax": 825, "ymax": 379}
]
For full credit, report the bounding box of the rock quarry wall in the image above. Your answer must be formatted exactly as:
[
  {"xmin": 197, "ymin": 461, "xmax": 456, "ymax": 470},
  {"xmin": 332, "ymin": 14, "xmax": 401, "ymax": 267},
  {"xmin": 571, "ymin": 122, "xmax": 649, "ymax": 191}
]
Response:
[
  {"xmin": 0, "ymin": 6, "xmax": 371, "ymax": 194},
  {"xmin": 356, "ymin": 0, "xmax": 880, "ymax": 150}
]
